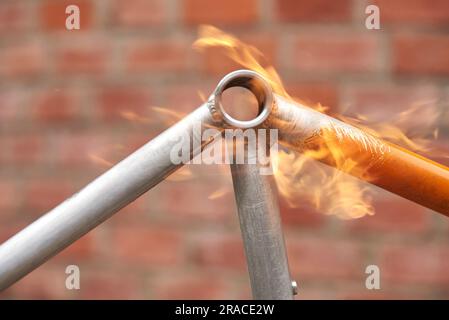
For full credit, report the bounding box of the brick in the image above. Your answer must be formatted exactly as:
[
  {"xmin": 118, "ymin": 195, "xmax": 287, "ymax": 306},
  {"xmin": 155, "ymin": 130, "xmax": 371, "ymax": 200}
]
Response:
[
  {"xmin": 55, "ymin": 40, "xmax": 109, "ymax": 75},
  {"xmin": 287, "ymin": 237, "xmax": 363, "ymax": 279},
  {"xmin": 277, "ymin": 0, "xmax": 352, "ymax": 23},
  {"xmin": 234, "ymin": 282, "xmax": 255, "ymax": 299},
  {"xmin": 112, "ymin": 225, "xmax": 183, "ymax": 267},
  {"xmin": 0, "ymin": 182, "xmax": 17, "ymax": 215},
  {"xmin": 279, "ymin": 199, "xmax": 326, "ymax": 228},
  {"xmin": 347, "ymin": 197, "xmax": 429, "ymax": 233},
  {"xmin": 123, "ymin": 132, "xmax": 161, "ymax": 153},
  {"xmin": 0, "ymin": 89, "xmax": 23, "ymax": 122},
  {"xmin": 164, "ymin": 83, "xmax": 215, "ymax": 114},
  {"xmin": 81, "ymin": 271, "xmax": 142, "ymax": 299},
  {"xmin": 96, "ymin": 86, "xmax": 152, "ymax": 122},
  {"xmin": 292, "ymin": 33, "xmax": 381, "ymax": 74},
  {"xmin": 110, "ymin": 194, "xmax": 147, "ymax": 220},
  {"xmin": 2, "ymin": 0, "xmax": 449, "ymax": 300},
  {"xmin": 194, "ymin": 233, "xmax": 246, "ymax": 271},
  {"xmin": 125, "ymin": 40, "xmax": 189, "ymax": 73},
  {"xmin": 183, "ymin": 0, "xmax": 258, "ymax": 26},
  {"xmin": 23, "ymin": 180, "xmax": 73, "ymax": 215},
  {"xmin": 380, "ymin": 245, "xmax": 449, "ymax": 285},
  {"xmin": 58, "ymin": 131, "xmax": 157, "ymax": 172},
  {"xmin": 158, "ymin": 179, "xmax": 234, "ymax": 223},
  {"xmin": 85, "ymin": 149, "xmax": 121, "ymax": 170},
  {"xmin": 0, "ymin": 41, "xmax": 45, "ymax": 78},
  {"xmin": 344, "ymin": 84, "xmax": 440, "ymax": 118},
  {"xmin": 53, "ymin": 132, "xmax": 112, "ymax": 167},
  {"xmin": 0, "ymin": 2, "xmax": 29, "ymax": 34},
  {"xmin": 31, "ymin": 89, "xmax": 79, "ymax": 123},
  {"xmin": 341, "ymin": 288, "xmax": 419, "ymax": 300},
  {"xmin": 150, "ymin": 274, "xmax": 229, "ymax": 299},
  {"xmin": 3, "ymin": 134, "xmax": 45, "ymax": 166},
  {"xmin": 374, "ymin": 0, "xmax": 449, "ymax": 25},
  {"xmin": 293, "ymin": 286, "xmax": 341, "ymax": 300},
  {"xmin": 394, "ymin": 34, "xmax": 449, "ymax": 75},
  {"xmin": 199, "ymin": 34, "xmax": 277, "ymax": 76},
  {"xmin": 56, "ymin": 233, "xmax": 93, "ymax": 261},
  {"xmin": 3, "ymin": 267, "xmax": 69, "ymax": 299},
  {"xmin": 111, "ymin": 0, "xmax": 166, "ymax": 27},
  {"xmin": 285, "ymin": 82, "xmax": 338, "ymax": 111},
  {"xmin": 39, "ymin": 0, "xmax": 93, "ymax": 31},
  {"xmin": 342, "ymin": 84, "xmax": 441, "ymax": 146},
  {"xmin": 106, "ymin": 198, "xmax": 148, "ymax": 228},
  {"xmin": 0, "ymin": 221, "xmax": 23, "ymax": 239}
]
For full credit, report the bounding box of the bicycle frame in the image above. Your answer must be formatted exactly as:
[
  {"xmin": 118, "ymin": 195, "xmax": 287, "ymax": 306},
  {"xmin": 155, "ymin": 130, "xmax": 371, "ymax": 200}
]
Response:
[{"xmin": 1, "ymin": 70, "xmax": 448, "ymax": 299}]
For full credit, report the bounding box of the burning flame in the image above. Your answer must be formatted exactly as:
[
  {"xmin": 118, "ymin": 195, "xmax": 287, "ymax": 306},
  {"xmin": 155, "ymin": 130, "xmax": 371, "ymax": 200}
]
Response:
[
  {"xmin": 87, "ymin": 25, "xmax": 443, "ymax": 218},
  {"xmin": 337, "ymin": 100, "xmax": 441, "ymax": 154},
  {"xmin": 194, "ymin": 26, "xmax": 290, "ymax": 100},
  {"xmin": 194, "ymin": 25, "xmax": 442, "ymax": 219},
  {"xmin": 88, "ymin": 153, "xmax": 114, "ymax": 168},
  {"xmin": 208, "ymin": 187, "xmax": 230, "ymax": 200},
  {"xmin": 88, "ymin": 144, "xmax": 125, "ymax": 169}
]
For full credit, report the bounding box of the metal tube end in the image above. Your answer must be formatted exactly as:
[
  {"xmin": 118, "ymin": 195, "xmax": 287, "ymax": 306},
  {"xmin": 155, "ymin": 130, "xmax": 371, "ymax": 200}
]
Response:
[{"xmin": 211, "ymin": 69, "xmax": 273, "ymax": 129}]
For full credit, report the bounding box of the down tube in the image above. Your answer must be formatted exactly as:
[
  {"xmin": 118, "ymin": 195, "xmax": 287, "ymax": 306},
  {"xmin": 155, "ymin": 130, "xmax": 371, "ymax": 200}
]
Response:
[{"xmin": 0, "ymin": 103, "xmax": 219, "ymax": 290}]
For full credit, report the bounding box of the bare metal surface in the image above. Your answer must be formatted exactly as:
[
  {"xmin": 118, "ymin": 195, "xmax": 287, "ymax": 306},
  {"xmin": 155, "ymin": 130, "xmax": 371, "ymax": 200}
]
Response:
[
  {"xmin": 4, "ymin": 69, "xmax": 446, "ymax": 296},
  {"xmin": 211, "ymin": 69, "xmax": 273, "ymax": 129},
  {"xmin": 230, "ymin": 139, "xmax": 293, "ymax": 300},
  {"xmin": 0, "ymin": 70, "xmax": 283, "ymax": 293},
  {"xmin": 219, "ymin": 71, "xmax": 293, "ymax": 299},
  {"xmin": 269, "ymin": 94, "xmax": 388, "ymax": 155},
  {"xmin": 0, "ymin": 104, "xmax": 219, "ymax": 290},
  {"xmin": 0, "ymin": 70, "xmax": 277, "ymax": 292}
]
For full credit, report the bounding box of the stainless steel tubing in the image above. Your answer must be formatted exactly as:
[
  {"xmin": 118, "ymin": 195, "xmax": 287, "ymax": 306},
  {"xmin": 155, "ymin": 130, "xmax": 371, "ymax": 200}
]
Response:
[
  {"xmin": 0, "ymin": 103, "xmax": 219, "ymax": 290},
  {"xmin": 0, "ymin": 69, "xmax": 276, "ymax": 291},
  {"xmin": 230, "ymin": 147, "xmax": 294, "ymax": 300},
  {"xmin": 219, "ymin": 70, "xmax": 294, "ymax": 300},
  {"xmin": 269, "ymin": 94, "xmax": 449, "ymax": 216}
]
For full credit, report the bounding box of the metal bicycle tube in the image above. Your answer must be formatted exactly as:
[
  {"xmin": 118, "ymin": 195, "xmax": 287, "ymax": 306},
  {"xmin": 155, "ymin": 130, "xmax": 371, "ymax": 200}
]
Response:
[
  {"xmin": 0, "ymin": 103, "xmax": 220, "ymax": 290},
  {"xmin": 230, "ymin": 137, "xmax": 294, "ymax": 300},
  {"xmin": 216, "ymin": 70, "xmax": 294, "ymax": 299},
  {"xmin": 4, "ymin": 68, "xmax": 449, "ymax": 295},
  {"xmin": 270, "ymin": 94, "xmax": 449, "ymax": 216},
  {"xmin": 0, "ymin": 69, "xmax": 278, "ymax": 292}
]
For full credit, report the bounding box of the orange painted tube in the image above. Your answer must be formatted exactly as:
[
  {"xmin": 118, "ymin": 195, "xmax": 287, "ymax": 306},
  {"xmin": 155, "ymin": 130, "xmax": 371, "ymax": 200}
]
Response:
[{"xmin": 270, "ymin": 94, "xmax": 449, "ymax": 217}]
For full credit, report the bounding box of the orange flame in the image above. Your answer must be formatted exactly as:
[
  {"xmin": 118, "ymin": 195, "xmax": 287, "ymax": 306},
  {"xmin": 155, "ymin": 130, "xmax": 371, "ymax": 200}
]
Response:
[
  {"xmin": 119, "ymin": 110, "xmax": 152, "ymax": 124},
  {"xmin": 88, "ymin": 153, "xmax": 114, "ymax": 168},
  {"xmin": 88, "ymin": 144, "xmax": 125, "ymax": 169},
  {"xmin": 194, "ymin": 26, "xmax": 291, "ymax": 100},
  {"xmin": 194, "ymin": 25, "xmax": 442, "ymax": 219},
  {"xmin": 208, "ymin": 187, "xmax": 229, "ymax": 200}
]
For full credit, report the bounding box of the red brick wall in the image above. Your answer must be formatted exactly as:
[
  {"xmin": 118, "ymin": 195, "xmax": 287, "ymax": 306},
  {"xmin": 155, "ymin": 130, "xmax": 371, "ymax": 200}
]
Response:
[{"xmin": 0, "ymin": 0, "xmax": 448, "ymax": 299}]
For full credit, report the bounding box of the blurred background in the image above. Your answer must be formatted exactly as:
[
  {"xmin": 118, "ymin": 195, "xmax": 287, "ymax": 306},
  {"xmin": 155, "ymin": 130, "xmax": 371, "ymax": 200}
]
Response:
[{"xmin": 1, "ymin": 0, "xmax": 449, "ymax": 299}]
